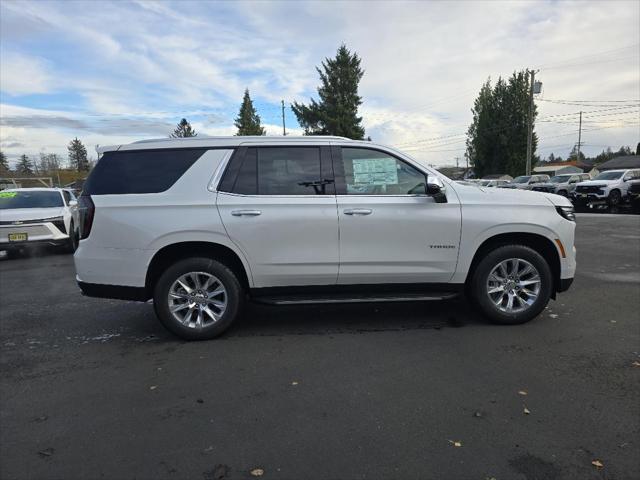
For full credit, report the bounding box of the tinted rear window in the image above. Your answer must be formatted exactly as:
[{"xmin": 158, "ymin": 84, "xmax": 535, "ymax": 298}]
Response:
[{"xmin": 83, "ymin": 149, "xmax": 206, "ymax": 195}]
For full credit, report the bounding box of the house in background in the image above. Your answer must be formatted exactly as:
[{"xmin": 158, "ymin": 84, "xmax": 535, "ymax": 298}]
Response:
[
  {"xmin": 593, "ymin": 155, "xmax": 640, "ymax": 172},
  {"xmin": 533, "ymin": 164, "xmax": 583, "ymax": 177}
]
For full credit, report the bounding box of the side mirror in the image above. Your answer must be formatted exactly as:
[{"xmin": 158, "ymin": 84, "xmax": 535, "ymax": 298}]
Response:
[
  {"xmin": 68, "ymin": 200, "xmax": 78, "ymax": 207},
  {"xmin": 426, "ymin": 178, "xmax": 447, "ymax": 203}
]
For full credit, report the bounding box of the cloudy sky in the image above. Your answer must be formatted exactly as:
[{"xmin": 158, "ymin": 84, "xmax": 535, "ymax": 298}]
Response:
[{"xmin": 1, "ymin": 0, "xmax": 638, "ymax": 168}]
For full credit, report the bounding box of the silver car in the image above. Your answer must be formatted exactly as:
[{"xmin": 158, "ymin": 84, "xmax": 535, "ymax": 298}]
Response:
[
  {"xmin": 531, "ymin": 173, "xmax": 591, "ymax": 197},
  {"xmin": 499, "ymin": 174, "xmax": 551, "ymax": 190}
]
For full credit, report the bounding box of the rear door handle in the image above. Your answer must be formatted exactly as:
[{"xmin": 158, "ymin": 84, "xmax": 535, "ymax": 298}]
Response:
[
  {"xmin": 344, "ymin": 208, "xmax": 373, "ymax": 216},
  {"xmin": 231, "ymin": 210, "xmax": 262, "ymax": 217}
]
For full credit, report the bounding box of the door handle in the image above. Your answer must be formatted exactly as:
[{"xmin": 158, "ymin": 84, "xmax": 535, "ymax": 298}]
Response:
[
  {"xmin": 231, "ymin": 210, "xmax": 262, "ymax": 217},
  {"xmin": 344, "ymin": 208, "xmax": 373, "ymax": 216}
]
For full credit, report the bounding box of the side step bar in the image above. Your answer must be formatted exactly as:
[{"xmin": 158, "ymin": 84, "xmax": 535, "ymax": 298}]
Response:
[{"xmin": 252, "ymin": 292, "xmax": 459, "ymax": 306}]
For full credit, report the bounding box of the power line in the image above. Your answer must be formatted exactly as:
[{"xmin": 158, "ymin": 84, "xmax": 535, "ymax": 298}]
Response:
[{"xmin": 536, "ymin": 43, "xmax": 639, "ymax": 70}]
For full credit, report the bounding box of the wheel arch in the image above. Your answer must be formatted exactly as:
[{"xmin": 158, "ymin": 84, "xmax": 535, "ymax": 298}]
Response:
[
  {"xmin": 465, "ymin": 232, "xmax": 561, "ymax": 297},
  {"xmin": 145, "ymin": 241, "xmax": 252, "ymax": 295}
]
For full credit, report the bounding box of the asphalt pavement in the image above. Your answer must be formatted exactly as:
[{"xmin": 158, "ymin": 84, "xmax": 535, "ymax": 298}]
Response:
[{"xmin": 1, "ymin": 214, "xmax": 639, "ymax": 480}]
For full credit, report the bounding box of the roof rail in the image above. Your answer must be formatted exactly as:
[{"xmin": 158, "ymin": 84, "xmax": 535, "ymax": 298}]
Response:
[{"xmin": 131, "ymin": 135, "xmax": 352, "ymax": 144}]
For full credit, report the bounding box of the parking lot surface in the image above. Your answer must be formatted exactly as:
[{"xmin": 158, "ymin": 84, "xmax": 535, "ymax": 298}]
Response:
[{"xmin": 1, "ymin": 214, "xmax": 639, "ymax": 480}]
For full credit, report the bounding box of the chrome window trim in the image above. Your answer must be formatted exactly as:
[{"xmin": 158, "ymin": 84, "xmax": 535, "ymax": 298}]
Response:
[{"xmin": 208, "ymin": 150, "xmax": 235, "ymax": 192}]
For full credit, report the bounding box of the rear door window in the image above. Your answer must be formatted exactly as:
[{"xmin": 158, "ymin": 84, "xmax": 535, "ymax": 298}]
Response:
[
  {"xmin": 257, "ymin": 147, "xmax": 322, "ymax": 195},
  {"xmin": 224, "ymin": 146, "xmax": 331, "ymax": 195},
  {"xmin": 83, "ymin": 149, "xmax": 206, "ymax": 195}
]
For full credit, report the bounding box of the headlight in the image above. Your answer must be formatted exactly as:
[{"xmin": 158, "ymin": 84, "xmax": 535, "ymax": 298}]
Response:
[{"xmin": 556, "ymin": 206, "xmax": 575, "ymax": 222}]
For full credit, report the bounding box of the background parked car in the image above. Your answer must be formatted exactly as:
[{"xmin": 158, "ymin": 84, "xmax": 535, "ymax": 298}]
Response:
[
  {"xmin": 572, "ymin": 169, "xmax": 640, "ymax": 207},
  {"xmin": 626, "ymin": 179, "xmax": 640, "ymax": 213},
  {"xmin": 0, "ymin": 188, "xmax": 80, "ymax": 254},
  {"xmin": 479, "ymin": 179, "xmax": 511, "ymax": 188},
  {"xmin": 531, "ymin": 173, "xmax": 591, "ymax": 196},
  {"xmin": 499, "ymin": 174, "xmax": 550, "ymax": 190}
]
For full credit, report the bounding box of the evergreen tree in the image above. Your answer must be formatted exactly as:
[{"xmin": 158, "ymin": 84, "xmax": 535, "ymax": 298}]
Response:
[
  {"xmin": 15, "ymin": 154, "xmax": 33, "ymax": 174},
  {"xmin": 292, "ymin": 44, "xmax": 365, "ymax": 139},
  {"xmin": 68, "ymin": 137, "xmax": 89, "ymax": 171},
  {"xmin": 0, "ymin": 151, "xmax": 9, "ymax": 173},
  {"xmin": 466, "ymin": 70, "xmax": 538, "ymax": 178},
  {"xmin": 567, "ymin": 145, "xmax": 586, "ymax": 162},
  {"xmin": 171, "ymin": 118, "xmax": 197, "ymax": 138},
  {"xmin": 234, "ymin": 89, "xmax": 266, "ymax": 136}
]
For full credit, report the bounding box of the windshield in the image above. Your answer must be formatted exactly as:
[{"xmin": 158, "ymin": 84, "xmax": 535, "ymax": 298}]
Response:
[
  {"xmin": 549, "ymin": 175, "xmax": 572, "ymax": 183},
  {"xmin": 512, "ymin": 176, "xmax": 531, "ymax": 184},
  {"xmin": 594, "ymin": 171, "xmax": 624, "ymax": 181},
  {"xmin": 480, "ymin": 181, "xmax": 491, "ymax": 186},
  {"xmin": 0, "ymin": 191, "xmax": 64, "ymax": 209}
]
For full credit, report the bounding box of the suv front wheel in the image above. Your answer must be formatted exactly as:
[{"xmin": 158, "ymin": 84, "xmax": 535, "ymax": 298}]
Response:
[
  {"xmin": 470, "ymin": 245, "xmax": 552, "ymax": 325},
  {"xmin": 154, "ymin": 257, "xmax": 243, "ymax": 340}
]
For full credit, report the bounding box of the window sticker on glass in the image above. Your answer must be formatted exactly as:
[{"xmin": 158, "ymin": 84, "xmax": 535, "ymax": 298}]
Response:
[{"xmin": 352, "ymin": 158, "xmax": 398, "ymax": 186}]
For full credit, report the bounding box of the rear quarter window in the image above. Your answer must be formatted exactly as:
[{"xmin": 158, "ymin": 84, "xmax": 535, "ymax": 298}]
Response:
[{"xmin": 83, "ymin": 149, "xmax": 206, "ymax": 195}]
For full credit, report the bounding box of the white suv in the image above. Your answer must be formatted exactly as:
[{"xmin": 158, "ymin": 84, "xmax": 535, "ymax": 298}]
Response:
[
  {"xmin": 572, "ymin": 169, "xmax": 640, "ymax": 206},
  {"xmin": 74, "ymin": 137, "xmax": 576, "ymax": 340},
  {"xmin": 0, "ymin": 187, "xmax": 80, "ymax": 253}
]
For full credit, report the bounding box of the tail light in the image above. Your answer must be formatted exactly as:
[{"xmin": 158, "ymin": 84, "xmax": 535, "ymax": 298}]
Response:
[{"xmin": 78, "ymin": 195, "xmax": 95, "ymax": 239}]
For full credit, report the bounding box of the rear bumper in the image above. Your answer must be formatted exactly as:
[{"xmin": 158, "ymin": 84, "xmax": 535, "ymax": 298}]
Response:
[{"xmin": 77, "ymin": 280, "xmax": 149, "ymax": 302}]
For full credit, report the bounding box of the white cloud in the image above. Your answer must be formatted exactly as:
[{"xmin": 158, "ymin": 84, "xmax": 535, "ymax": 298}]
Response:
[
  {"xmin": 0, "ymin": 0, "xmax": 638, "ymax": 165},
  {"xmin": 0, "ymin": 52, "xmax": 53, "ymax": 95}
]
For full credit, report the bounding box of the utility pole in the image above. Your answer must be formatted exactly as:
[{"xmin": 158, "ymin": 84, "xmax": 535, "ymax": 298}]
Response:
[
  {"xmin": 281, "ymin": 100, "xmax": 287, "ymax": 136},
  {"xmin": 455, "ymin": 157, "xmax": 460, "ymax": 168},
  {"xmin": 525, "ymin": 69, "xmax": 537, "ymax": 176},
  {"xmin": 576, "ymin": 111, "xmax": 582, "ymax": 162}
]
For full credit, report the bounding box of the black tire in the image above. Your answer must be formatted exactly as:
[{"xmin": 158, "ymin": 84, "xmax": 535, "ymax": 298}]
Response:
[
  {"xmin": 557, "ymin": 190, "xmax": 568, "ymax": 197},
  {"xmin": 153, "ymin": 257, "xmax": 243, "ymax": 340},
  {"xmin": 470, "ymin": 245, "xmax": 553, "ymax": 325},
  {"xmin": 608, "ymin": 189, "xmax": 621, "ymax": 206},
  {"xmin": 66, "ymin": 221, "xmax": 79, "ymax": 253}
]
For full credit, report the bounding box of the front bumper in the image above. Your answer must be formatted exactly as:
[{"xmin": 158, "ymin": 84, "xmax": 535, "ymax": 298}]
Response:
[
  {"xmin": 532, "ymin": 186, "xmax": 556, "ymax": 193},
  {"xmin": 571, "ymin": 192, "xmax": 607, "ymax": 204},
  {"xmin": 0, "ymin": 222, "xmax": 69, "ymax": 248}
]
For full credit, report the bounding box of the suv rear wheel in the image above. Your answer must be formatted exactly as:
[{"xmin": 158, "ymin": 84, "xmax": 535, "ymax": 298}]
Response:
[
  {"xmin": 470, "ymin": 245, "xmax": 552, "ymax": 325},
  {"xmin": 153, "ymin": 257, "xmax": 243, "ymax": 340}
]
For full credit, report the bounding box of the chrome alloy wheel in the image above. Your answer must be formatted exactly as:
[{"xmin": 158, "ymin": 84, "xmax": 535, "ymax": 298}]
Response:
[
  {"xmin": 486, "ymin": 258, "xmax": 541, "ymax": 313},
  {"xmin": 168, "ymin": 272, "xmax": 227, "ymax": 328}
]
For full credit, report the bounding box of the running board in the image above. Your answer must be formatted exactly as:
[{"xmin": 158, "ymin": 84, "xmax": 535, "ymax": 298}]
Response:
[{"xmin": 252, "ymin": 292, "xmax": 459, "ymax": 305}]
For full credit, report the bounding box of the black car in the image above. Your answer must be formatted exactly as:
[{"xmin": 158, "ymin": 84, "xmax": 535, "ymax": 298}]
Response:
[{"xmin": 628, "ymin": 180, "xmax": 640, "ymax": 213}]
